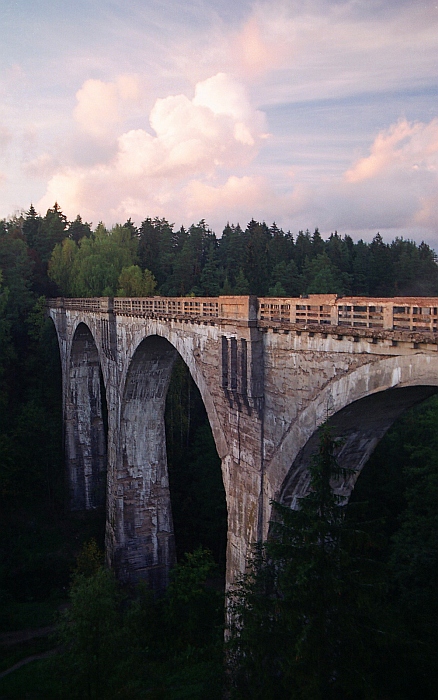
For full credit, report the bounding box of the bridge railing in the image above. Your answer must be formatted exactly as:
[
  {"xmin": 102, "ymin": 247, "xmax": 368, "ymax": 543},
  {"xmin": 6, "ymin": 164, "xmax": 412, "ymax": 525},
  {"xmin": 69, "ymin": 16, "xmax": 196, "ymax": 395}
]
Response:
[
  {"xmin": 259, "ymin": 295, "xmax": 438, "ymax": 332},
  {"xmin": 47, "ymin": 295, "xmax": 438, "ymax": 333},
  {"xmin": 112, "ymin": 297, "xmax": 220, "ymax": 318},
  {"xmin": 47, "ymin": 296, "xmax": 260, "ymax": 323}
]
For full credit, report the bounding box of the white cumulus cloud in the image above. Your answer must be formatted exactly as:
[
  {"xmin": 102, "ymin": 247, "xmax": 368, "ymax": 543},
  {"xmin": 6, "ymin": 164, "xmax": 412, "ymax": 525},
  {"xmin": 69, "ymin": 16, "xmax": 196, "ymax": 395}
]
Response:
[
  {"xmin": 345, "ymin": 119, "xmax": 438, "ymax": 184},
  {"xmin": 38, "ymin": 73, "xmax": 267, "ymax": 227}
]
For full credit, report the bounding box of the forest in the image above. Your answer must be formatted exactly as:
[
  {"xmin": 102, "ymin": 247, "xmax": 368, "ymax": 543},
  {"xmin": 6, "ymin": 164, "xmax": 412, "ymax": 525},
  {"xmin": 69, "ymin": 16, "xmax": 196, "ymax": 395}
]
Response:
[{"xmin": 0, "ymin": 204, "xmax": 437, "ymax": 698}]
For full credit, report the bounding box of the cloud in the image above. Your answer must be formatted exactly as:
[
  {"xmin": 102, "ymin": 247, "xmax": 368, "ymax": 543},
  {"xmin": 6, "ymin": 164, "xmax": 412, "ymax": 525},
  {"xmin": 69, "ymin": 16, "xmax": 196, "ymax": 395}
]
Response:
[
  {"xmin": 16, "ymin": 1, "xmax": 438, "ymax": 245},
  {"xmin": 345, "ymin": 119, "xmax": 438, "ymax": 183},
  {"xmin": 300, "ymin": 118, "xmax": 438, "ymax": 234},
  {"xmin": 23, "ymin": 152, "xmax": 59, "ymax": 178},
  {"xmin": 37, "ymin": 73, "xmax": 267, "ymax": 226},
  {"xmin": 186, "ymin": 175, "xmax": 270, "ymax": 214},
  {"xmin": 0, "ymin": 126, "xmax": 12, "ymax": 152},
  {"xmin": 224, "ymin": 0, "xmax": 438, "ymax": 100},
  {"xmin": 232, "ymin": 16, "xmax": 282, "ymax": 77},
  {"xmin": 74, "ymin": 75, "xmax": 142, "ymax": 139},
  {"xmin": 113, "ymin": 79, "xmax": 264, "ymax": 181}
]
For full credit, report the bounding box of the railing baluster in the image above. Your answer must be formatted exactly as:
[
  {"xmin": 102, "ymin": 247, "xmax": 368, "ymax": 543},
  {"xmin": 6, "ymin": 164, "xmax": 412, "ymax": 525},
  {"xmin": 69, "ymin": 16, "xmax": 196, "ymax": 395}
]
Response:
[{"xmin": 47, "ymin": 296, "xmax": 438, "ymax": 338}]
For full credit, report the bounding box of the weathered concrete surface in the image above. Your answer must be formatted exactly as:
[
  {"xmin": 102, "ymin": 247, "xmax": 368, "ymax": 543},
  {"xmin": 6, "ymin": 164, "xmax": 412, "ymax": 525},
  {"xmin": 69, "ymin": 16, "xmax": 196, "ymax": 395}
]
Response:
[
  {"xmin": 66, "ymin": 322, "xmax": 107, "ymax": 510},
  {"xmin": 48, "ymin": 297, "xmax": 438, "ymax": 589}
]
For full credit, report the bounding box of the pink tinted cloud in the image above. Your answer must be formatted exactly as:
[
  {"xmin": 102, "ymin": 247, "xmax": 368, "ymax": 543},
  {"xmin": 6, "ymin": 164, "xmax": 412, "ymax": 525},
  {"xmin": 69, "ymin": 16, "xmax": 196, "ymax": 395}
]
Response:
[
  {"xmin": 23, "ymin": 153, "xmax": 59, "ymax": 179},
  {"xmin": 232, "ymin": 16, "xmax": 284, "ymax": 77},
  {"xmin": 306, "ymin": 118, "xmax": 438, "ymax": 234},
  {"xmin": 74, "ymin": 75, "xmax": 142, "ymax": 139},
  {"xmin": 345, "ymin": 119, "xmax": 438, "ymax": 183},
  {"xmin": 223, "ymin": 1, "xmax": 438, "ymax": 99},
  {"xmin": 186, "ymin": 175, "xmax": 270, "ymax": 212},
  {"xmin": 37, "ymin": 73, "xmax": 267, "ymax": 226}
]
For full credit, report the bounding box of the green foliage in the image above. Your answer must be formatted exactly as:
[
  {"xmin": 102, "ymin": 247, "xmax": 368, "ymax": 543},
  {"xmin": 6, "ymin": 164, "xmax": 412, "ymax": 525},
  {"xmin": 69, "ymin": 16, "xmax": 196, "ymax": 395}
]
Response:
[
  {"xmin": 38, "ymin": 203, "xmax": 68, "ymax": 263},
  {"xmin": 0, "ymin": 232, "xmax": 34, "ymax": 329},
  {"xmin": 116, "ymin": 264, "xmax": 157, "ymax": 296},
  {"xmin": 74, "ymin": 538, "xmax": 104, "ymax": 578},
  {"xmin": 1, "ymin": 203, "xmax": 438, "ymax": 698},
  {"xmin": 164, "ymin": 548, "xmax": 223, "ymax": 652},
  {"xmin": 50, "ymin": 546, "xmax": 224, "ymax": 699},
  {"xmin": 49, "ymin": 224, "xmax": 139, "ymax": 296},
  {"xmin": 303, "ymin": 251, "xmax": 344, "ymax": 294},
  {"xmin": 56, "ymin": 566, "xmax": 123, "ymax": 699},
  {"xmin": 68, "ymin": 214, "xmax": 92, "ymax": 243},
  {"xmin": 0, "ymin": 655, "xmax": 62, "ymax": 699},
  {"xmin": 233, "ymin": 268, "xmax": 250, "ymax": 294},
  {"xmin": 242, "ymin": 219, "xmax": 271, "ymax": 295},
  {"xmin": 42, "ymin": 208, "xmax": 438, "ymax": 298},
  {"xmin": 138, "ymin": 216, "xmax": 175, "ymax": 288},
  {"xmin": 48, "ymin": 237, "xmax": 78, "ymax": 296},
  {"xmin": 348, "ymin": 394, "xmax": 438, "ymax": 699},
  {"xmin": 0, "ymin": 271, "xmax": 12, "ymax": 398}
]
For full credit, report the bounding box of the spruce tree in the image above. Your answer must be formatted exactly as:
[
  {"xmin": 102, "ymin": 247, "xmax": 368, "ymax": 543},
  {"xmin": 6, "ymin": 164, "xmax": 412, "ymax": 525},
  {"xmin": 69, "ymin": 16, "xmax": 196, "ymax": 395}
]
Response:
[{"xmin": 227, "ymin": 425, "xmax": 385, "ymax": 700}]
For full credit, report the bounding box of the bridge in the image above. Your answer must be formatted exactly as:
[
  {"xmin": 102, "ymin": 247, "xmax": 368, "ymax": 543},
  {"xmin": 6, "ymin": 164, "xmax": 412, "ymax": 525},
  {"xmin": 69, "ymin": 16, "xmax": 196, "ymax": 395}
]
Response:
[{"xmin": 47, "ymin": 294, "xmax": 438, "ymax": 589}]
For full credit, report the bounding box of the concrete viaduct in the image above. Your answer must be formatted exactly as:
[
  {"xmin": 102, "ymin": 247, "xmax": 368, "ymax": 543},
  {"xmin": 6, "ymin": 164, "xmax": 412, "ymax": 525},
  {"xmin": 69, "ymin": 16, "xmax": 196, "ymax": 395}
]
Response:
[{"xmin": 48, "ymin": 294, "xmax": 438, "ymax": 589}]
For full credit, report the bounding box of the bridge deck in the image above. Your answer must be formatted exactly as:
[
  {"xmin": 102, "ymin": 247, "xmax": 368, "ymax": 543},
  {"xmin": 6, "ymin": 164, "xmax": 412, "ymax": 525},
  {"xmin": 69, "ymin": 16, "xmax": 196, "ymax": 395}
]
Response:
[{"xmin": 47, "ymin": 294, "xmax": 438, "ymax": 342}]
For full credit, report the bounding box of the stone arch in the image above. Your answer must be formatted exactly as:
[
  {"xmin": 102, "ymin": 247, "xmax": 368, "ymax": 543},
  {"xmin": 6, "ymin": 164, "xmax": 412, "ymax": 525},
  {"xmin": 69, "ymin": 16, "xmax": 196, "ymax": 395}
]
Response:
[
  {"xmin": 266, "ymin": 353, "xmax": 438, "ymax": 527},
  {"xmin": 66, "ymin": 322, "xmax": 107, "ymax": 510},
  {"xmin": 109, "ymin": 334, "xmax": 228, "ymax": 590},
  {"xmin": 118, "ymin": 322, "xmax": 229, "ymax": 462}
]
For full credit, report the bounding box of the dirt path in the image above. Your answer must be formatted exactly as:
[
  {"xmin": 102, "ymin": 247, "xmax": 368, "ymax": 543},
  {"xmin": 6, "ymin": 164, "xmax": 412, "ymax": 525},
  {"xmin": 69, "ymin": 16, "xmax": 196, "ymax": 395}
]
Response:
[{"xmin": 0, "ymin": 648, "xmax": 58, "ymax": 680}]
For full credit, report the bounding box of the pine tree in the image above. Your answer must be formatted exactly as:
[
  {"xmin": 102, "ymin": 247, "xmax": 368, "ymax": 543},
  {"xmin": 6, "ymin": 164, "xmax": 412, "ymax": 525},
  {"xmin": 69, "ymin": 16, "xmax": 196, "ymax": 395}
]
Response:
[{"xmin": 227, "ymin": 425, "xmax": 385, "ymax": 700}]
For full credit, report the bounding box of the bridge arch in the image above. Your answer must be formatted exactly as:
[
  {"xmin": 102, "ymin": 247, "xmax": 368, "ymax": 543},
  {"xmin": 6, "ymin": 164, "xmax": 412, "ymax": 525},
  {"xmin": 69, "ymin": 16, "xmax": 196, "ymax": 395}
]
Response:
[
  {"xmin": 269, "ymin": 353, "xmax": 438, "ymax": 521},
  {"xmin": 65, "ymin": 321, "xmax": 107, "ymax": 511},
  {"xmin": 118, "ymin": 323, "xmax": 229, "ymax": 461},
  {"xmin": 112, "ymin": 330, "xmax": 228, "ymax": 587}
]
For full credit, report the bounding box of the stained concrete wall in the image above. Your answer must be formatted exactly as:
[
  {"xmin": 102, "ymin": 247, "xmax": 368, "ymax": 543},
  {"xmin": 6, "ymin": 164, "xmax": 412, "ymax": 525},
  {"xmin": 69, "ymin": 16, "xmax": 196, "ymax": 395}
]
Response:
[
  {"xmin": 65, "ymin": 322, "xmax": 107, "ymax": 510},
  {"xmin": 48, "ymin": 303, "xmax": 438, "ymax": 588}
]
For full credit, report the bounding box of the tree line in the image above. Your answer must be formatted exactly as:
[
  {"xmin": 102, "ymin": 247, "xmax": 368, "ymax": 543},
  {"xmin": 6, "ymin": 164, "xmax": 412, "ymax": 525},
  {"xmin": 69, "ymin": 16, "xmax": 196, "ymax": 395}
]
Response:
[{"xmin": 3, "ymin": 203, "xmax": 438, "ymax": 300}]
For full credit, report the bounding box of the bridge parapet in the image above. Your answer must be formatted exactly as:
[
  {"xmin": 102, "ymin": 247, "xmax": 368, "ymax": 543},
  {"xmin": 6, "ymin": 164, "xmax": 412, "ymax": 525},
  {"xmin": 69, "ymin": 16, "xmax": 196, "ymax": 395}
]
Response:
[
  {"xmin": 48, "ymin": 294, "xmax": 438, "ymax": 337},
  {"xmin": 259, "ymin": 295, "xmax": 438, "ymax": 334}
]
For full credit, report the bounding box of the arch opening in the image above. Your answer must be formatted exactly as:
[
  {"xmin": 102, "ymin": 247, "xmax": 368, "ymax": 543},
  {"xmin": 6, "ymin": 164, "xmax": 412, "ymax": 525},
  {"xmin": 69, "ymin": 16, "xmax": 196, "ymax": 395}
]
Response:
[
  {"xmin": 279, "ymin": 385, "xmax": 438, "ymax": 508},
  {"xmin": 67, "ymin": 322, "xmax": 107, "ymax": 511},
  {"xmin": 165, "ymin": 356, "xmax": 227, "ymax": 574},
  {"xmin": 114, "ymin": 335, "xmax": 227, "ymax": 590},
  {"xmin": 347, "ymin": 389, "xmax": 438, "ymax": 546}
]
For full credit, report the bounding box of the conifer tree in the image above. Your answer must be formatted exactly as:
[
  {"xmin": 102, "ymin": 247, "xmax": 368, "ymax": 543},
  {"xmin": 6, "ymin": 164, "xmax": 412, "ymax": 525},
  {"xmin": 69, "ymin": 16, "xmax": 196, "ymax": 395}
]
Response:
[{"xmin": 227, "ymin": 425, "xmax": 385, "ymax": 700}]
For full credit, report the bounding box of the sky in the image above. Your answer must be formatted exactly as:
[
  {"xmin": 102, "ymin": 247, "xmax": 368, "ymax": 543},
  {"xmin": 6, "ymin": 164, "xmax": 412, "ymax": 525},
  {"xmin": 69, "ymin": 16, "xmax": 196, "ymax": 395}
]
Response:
[{"xmin": 1, "ymin": 0, "xmax": 438, "ymax": 246}]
